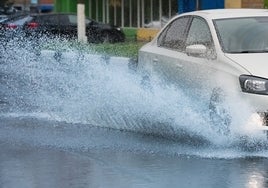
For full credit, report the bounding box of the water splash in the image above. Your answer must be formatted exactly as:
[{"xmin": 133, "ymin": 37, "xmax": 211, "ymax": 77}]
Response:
[{"xmin": 0, "ymin": 38, "xmax": 268, "ymax": 157}]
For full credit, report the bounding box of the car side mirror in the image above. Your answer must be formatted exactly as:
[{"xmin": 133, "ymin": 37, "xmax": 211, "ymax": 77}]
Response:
[{"xmin": 186, "ymin": 44, "xmax": 207, "ymax": 57}]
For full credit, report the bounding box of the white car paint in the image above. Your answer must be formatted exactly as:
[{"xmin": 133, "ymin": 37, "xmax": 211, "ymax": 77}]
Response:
[
  {"xmin": 138, "ymin": 9, "xmax": 268, "ymax": 133},
  {"xmin": 225, "ymin": 53, "xmax": 268, "ymax": 78}
]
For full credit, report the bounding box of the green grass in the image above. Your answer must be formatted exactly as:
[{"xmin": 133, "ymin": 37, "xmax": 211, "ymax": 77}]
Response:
[
  {"xmin": 87, "ymin": 41, "xmax": 145, "ymax": 59},
  {"xmin": 42, "ymin": 27, "xmax": 143, "ymax": 59},
  {"xmin": 43, "ymin": 39, "xmax": 145, "ymax": 59}
]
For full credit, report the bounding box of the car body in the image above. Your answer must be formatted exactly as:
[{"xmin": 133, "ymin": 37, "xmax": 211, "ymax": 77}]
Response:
[
  {"xmin": 0, "ymin": 6, "xmax": 19, "ymax": 15},
  {"xmin": 0, "ymin": 15, "xmax": 8, "ymax": 23},
  {"xmin": 23, "ymin": 13, "xmax": 125, "ymax": 43},
  {"xmin": 0, "ymin": 13, "xmax": 31, "ymax": 39},
  {"xmin": 138, "ymin": 9, "xmax": 268, "ymax": 134}
]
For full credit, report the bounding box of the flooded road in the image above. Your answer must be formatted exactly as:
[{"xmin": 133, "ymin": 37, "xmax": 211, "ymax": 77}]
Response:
[
  {"xmin": 1, "ymin": 38, "xmax": 268, "ymax": 187},
  {"xmin": 1, "ymin": 116, "xmax": 268, "ymax": 188}
]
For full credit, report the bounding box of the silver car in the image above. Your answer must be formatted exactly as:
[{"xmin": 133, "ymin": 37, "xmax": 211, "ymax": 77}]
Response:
[{"xmin": 138, "ymin": 9, "xmax": 268, "ymax": 135}]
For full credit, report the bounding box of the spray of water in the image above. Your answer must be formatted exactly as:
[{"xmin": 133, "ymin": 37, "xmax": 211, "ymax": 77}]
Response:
[{"xmin": 0, "ymin": 37, "xmax": 268, "ymax": 156}]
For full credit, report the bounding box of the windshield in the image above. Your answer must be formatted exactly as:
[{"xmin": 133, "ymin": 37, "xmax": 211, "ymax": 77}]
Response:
[{"xmin": 214, "ymin": 17, "xmax": 268, "ymax": 53}]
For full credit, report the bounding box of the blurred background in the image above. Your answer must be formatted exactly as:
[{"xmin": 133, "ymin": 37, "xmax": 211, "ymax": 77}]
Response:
[{"xmin": 0, "ymin": 0, "xmax": 268, "ymax": 42}]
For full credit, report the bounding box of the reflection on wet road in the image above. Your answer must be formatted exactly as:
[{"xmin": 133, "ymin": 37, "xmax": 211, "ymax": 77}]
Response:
[{"xmin": 0, "ymin": 116, "xmax": 268, "ymax": 188}]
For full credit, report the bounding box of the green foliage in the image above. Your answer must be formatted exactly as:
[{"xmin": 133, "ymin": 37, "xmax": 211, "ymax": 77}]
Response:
[
  {"xmin": 88, "ymin": 42, "xmax": 144, "ymax": 59},
  {"xmin": 265, "ymin": 0, "xmax": 268, "ymax": 8}
]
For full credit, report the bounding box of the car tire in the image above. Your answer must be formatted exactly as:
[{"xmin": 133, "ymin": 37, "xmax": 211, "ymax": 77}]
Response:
[
  {"xmin": 101, "ymin": 31, "xmax": 111, "ymax": 43},
  {"xmin": 209, "ymin": 88, "xmax": 231, "ymax": 135}
]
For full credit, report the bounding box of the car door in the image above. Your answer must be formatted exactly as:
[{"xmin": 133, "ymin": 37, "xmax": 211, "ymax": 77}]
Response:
[
  {"xmin": 153, "ymin": 16, "xmax": 191, "ymax": 87},
  {"xmin": 138, "ymin": 16, "xmax": 191, "ymax": 87},
  {"xmin": 61, "ymin": 14, "xmax": 93, "ymax": 39},
  {"xmin": 86, "ymin": 19, "xmax": 101, "ymax": 42},
  {"xmin": 150, "ymin": 16, "xmax": 217, "ymax": 102},
  {"xmin": 181, "ymin": 16, "xmax": 217, "ymax": 101},
  {"xmin": 39, "ymin": 14, "xmax": 59, "ymax": 36},
  {"xmin": 58, "ymin": 14, "xmax": 74, "ymax": 38}
]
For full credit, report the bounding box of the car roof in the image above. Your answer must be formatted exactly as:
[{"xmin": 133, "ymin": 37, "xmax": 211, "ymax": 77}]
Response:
[
  {"xmin": 180, "ymin": 9, "xmax": 268, "ymax": 20},
  {"xmin": 30, "ymin": 13, "xmax": 94, "ymax": 21},
  {"xmin": 1, "ymin": 13, "xmax": 30, "ymax": 23},
  {"xmin": 31, "ymin": 13, "xmax": 77, "ymax": 17}
]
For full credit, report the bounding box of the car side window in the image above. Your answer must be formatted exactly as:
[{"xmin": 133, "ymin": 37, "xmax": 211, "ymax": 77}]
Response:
[
  {"xmin": 158, "ymin": 16, "xmax": 190, "ymax": 51},
  {"xmin": 40, "ymin": 15, "xmax": 58, "ymax": 25},
  {"xmin": 186, "ymin": 17, "xmax": 213, "ymax": 48},
  {"xmin": 85, "ymin": 18, "xmax": 92, "ymax": 25},
  {"xmin": 59, "ymin": 15, "xmax": 69, "ymax": 26},
  {"xmin": 68, "ymin": 15, "xmax": 77, "ymax": 25},
  {"xmin": 68, "ymin": 15, "xmax": 91, "ymax": 25}
]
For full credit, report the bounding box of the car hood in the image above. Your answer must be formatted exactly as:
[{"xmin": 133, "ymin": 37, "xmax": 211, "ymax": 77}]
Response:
[{"xmin": 225, "ymin": 53, "xmax": 268, "ymax": 78}]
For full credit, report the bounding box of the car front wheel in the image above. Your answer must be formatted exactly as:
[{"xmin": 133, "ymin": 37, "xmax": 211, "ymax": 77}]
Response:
[{"xmin": 209, "ymin": 88, "xmax": 231, "ymax": 135}]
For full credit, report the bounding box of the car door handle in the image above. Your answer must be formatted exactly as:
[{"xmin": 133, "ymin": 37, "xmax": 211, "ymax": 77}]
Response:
[
  {"xmin": 176, "ymin": 64, "xmax": 183, "ymax": 69},
  {"xmin": 153, "ymin": 58, "xmax": 158, "ymax": 63}
]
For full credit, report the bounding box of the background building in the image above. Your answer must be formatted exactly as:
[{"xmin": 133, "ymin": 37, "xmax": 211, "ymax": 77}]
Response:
[
  {"xmin": 8, "ymin": 0, "xmax": 267, "ymax": 26},
  {"xmin": 11, "ymin": 0, "xmax": 54, "ymax": 12},
  {"xmin": 225, "ymin": 0, "xmax": 264, "ymax": 8},
  {"xmin": 54, "ymin": 0, "xmax": 266, "ymax": 28},
  {"xmin": 10, "ymin": 0, "xmax": 30, "ymax": 10},
  {"xmin": 55, "ymin": 0, "xmax": 178, "ymax": 28},
  {"xmin": 4, "ymin": 0, "xmax": 268, "ymax": 41},
  {"xmin": 178, "ymin": 0, "xmax": 264, "ymax": 13}
]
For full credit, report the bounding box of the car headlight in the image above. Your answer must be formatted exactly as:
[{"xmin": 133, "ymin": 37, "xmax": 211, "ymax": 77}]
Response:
[{"xmin": 239, "ymin": 75, "xmax": 268, "ymax": 95}]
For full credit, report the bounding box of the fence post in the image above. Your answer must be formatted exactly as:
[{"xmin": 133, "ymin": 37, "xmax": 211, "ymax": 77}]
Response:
[{"xmin": 77, "ymin": 0, "xmax": 87, "ymax": 43}]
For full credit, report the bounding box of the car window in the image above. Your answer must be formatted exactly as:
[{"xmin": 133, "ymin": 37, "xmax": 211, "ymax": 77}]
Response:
[
  {"xmin": 37, "ymin": 15, "xmax": 58, "ymax": 25},
  {"xmin": 85, "ymin": 18, "xmax": 91, "ymax": 25},
  {"xmin": 59, "ymin": 15, "xmax": 70, "ymax": 26},
  {"xmin": 68, "ymin": 15, "xmax": 77, "ymax": 24},
  {"xmin": 67, "ymin": 15, "xmax": 91, "ymax": 25},
  {"xmin": 12, "ymin": 16, "xmax": 32, "ymax": 26},
  {"xmin": 157, "ymin": 16, "xmax": 190, "ymax": 51},
  {"xmin": 214, "ymin": 17, "xmax": 268, "ymax": 53},
  {"xmin": 186, "ymin": 17, "xmax": 213, "ymax": 47},
  {"xmin": 0, "ymin": 15, "xmax": 8, "ymax": 23}
]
